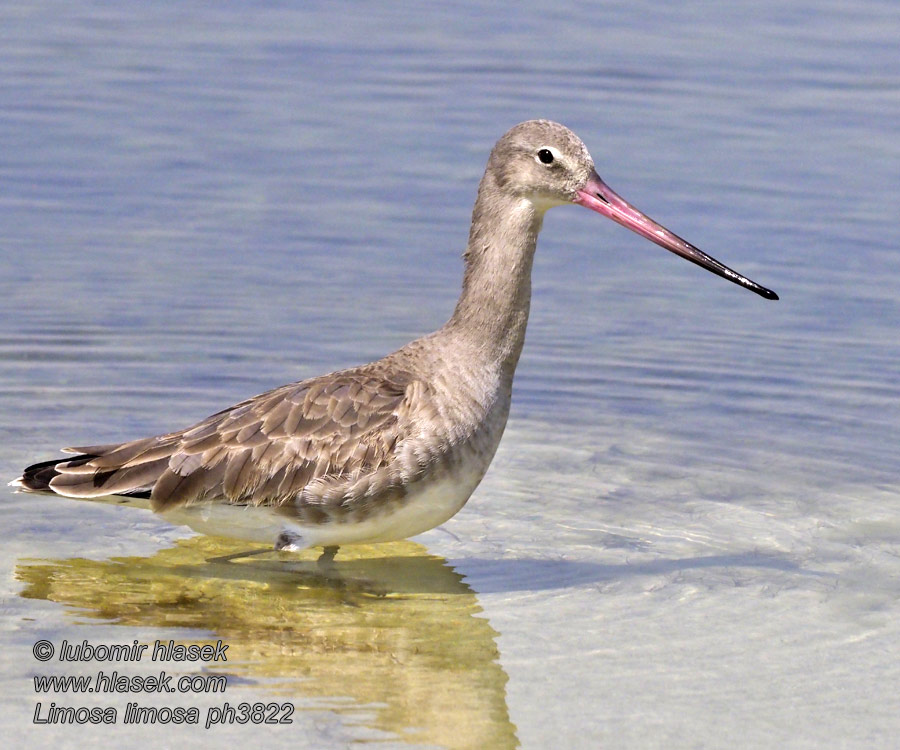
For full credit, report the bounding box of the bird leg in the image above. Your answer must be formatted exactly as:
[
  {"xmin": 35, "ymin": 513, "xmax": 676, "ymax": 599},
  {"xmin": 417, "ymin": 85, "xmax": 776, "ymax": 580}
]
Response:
[
  {"xmin": 317, "ymin": 545, "xmax": 339, "ymax": 567},
  {"xmin": 205, "ymin": 547, "xmax": 272, "ymax": 564},
  {"xmin": 274, "ymin": 531, "xmax": 305, "ymax": 552}
]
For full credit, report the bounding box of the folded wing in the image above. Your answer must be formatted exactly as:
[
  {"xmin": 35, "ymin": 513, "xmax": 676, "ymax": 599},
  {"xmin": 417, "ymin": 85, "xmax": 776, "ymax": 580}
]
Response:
[{"xmin": 20, "ymin": 367, "xmax": 425, "ymax": 516}]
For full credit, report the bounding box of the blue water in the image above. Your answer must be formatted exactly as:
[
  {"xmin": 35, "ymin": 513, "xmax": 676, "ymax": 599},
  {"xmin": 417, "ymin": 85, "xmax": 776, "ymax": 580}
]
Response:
[{"xmin": 2, "ymin": 2, "xmax": 899, "ymax": 748}]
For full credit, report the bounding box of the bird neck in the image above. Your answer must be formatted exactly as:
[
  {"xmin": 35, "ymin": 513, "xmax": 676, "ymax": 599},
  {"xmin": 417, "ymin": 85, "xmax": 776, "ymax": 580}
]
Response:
[{"xmin": 446, "ymin": 172, "xmax": 545, "ymax": 381}]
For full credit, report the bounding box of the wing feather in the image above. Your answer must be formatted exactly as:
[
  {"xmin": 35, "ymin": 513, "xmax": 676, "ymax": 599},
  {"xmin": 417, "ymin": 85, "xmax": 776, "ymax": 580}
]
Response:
[
  {"xmin": 151, "ymin": 368, "xmax": 417, "ymax": 511},
  {"xmin": 22, "ymin": 364, "xmax": 429, "ymax": 517}
]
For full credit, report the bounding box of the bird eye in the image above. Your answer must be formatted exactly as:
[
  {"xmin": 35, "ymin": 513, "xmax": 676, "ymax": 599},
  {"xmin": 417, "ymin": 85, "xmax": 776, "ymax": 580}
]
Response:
[{"xmin": 537, "ymin": 148, "xmax": 554, "ymax": 165}]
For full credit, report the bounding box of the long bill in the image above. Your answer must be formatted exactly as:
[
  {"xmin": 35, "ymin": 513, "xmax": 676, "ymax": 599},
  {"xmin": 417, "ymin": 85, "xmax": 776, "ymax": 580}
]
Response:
[{"xmin": 574, "ymin": 171, "xmax": 778, "ymax": 301}]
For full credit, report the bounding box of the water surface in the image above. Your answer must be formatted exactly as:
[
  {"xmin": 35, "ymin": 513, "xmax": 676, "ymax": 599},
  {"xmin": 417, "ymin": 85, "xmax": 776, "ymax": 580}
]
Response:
[{"xmin": 2, "ymin": 1, "xmax": 899, "ymax": 748}]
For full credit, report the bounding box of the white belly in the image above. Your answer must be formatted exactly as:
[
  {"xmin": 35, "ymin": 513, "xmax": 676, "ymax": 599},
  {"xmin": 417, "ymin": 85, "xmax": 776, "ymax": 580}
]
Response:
[
  {"xmin": 297, "ymin": 469, "xmax": 483, "ymax": 547},
  {"xmin": 160, "ymin": 464, "xmax": 485, "ymax": 550}
]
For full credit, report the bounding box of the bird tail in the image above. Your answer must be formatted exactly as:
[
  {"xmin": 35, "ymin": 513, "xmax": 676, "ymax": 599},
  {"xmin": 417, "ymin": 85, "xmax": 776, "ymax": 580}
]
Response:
[
  {"xmin": 10, "ymin": 454, "xmax": 89, "ymax": 492},
  {"xmin": 10, "ymin": 441, "xmax": 163, "ymax": 500}
]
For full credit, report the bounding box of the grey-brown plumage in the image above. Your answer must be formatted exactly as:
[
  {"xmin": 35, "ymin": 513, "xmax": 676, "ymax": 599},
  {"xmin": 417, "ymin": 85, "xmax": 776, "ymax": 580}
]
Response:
[{"xmin": 12, "ymin": 120, "xmax": 777, "ymax": 551}]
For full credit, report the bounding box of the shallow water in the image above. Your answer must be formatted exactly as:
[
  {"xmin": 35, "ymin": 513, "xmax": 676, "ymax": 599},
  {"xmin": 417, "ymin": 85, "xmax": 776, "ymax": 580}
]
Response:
[{"xmin": 2, "ymin": 1, "xmax": 899, "ymax": 748}]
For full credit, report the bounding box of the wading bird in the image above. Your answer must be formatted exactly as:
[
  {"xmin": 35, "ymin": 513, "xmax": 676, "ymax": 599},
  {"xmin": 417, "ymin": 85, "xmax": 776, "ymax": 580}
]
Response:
[{"xmin": 12, "ymin": 120, "xmax": 777, "ymax": 559}]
